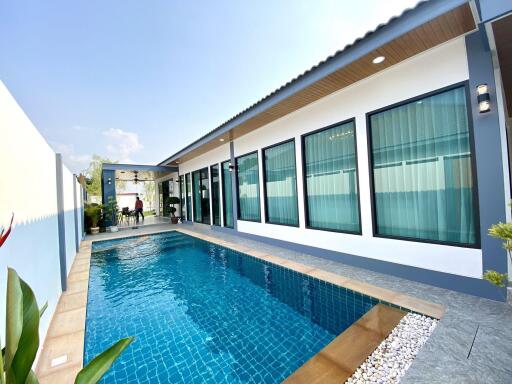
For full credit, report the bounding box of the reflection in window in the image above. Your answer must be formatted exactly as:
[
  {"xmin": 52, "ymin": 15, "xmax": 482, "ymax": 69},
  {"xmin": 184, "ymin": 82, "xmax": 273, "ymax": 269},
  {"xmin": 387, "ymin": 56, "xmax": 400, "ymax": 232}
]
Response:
[
  {"xmin": 369, "ymin": 86, "xmax": 477, "ymax": 245},
  {"xmin": 263, "ymin": 141, "xmax": 299, "ymax": 226},
  {"xmin": 303, "ymin": 120, "xmax": 360, "ymax": 232},
  {"xmin": 236, "ymin": 152, "xmax": 261, "ymax": 221}
]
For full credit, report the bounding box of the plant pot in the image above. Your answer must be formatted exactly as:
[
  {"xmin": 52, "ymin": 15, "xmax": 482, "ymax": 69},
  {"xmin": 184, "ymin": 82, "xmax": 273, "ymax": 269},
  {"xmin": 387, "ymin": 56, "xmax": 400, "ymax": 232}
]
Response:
[
  {"xmin": 90, "ymin": 227, "xmax": 100, "ymax": 234},
  {"xmin": 171, "ymin": 217, "xmax": 179, "ymax": 224}
]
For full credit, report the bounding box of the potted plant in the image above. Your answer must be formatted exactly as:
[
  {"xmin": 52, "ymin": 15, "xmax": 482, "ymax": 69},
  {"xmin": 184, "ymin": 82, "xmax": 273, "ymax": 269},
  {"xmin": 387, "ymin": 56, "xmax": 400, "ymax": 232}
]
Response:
[
  {"xmin": 105, "ymin": 196, "xmax": 119, "ymax": 232},
  {"xmin": 85, "ymin": 204, "xmax": 102, "ymax": 234},
  {"xmin": 169, "ymin": 196, "xmax": 181, "ymax": 224}
]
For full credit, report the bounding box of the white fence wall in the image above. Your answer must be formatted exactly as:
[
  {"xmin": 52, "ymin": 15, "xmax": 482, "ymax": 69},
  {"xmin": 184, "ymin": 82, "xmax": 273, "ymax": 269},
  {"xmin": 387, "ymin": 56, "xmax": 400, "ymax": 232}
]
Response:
[{"xmin": 0, "ymin": 81, "xmax": 84, "ymax": 349}]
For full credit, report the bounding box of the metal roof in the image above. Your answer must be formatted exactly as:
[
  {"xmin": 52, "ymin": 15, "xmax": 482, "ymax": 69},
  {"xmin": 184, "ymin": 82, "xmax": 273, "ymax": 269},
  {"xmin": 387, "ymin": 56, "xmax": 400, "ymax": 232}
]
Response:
[{"xmin": 159, "ymin": 0, "xmax": 471, "ymax": 166}]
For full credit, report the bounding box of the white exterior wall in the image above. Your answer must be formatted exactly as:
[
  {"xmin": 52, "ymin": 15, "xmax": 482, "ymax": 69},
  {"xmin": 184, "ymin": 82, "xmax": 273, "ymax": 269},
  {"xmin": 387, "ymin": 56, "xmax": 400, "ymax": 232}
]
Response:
[
  {"xmin": 179, "ymin": 37, "xmax": 483, "ymax": 279},
  {"xmin": 0, "ymin": 81, "xmax": 84, "ymax": 351}
]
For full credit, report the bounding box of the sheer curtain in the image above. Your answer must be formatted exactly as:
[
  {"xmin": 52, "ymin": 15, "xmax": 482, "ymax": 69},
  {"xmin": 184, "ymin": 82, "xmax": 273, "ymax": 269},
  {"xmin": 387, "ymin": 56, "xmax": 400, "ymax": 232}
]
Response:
[
  {"xmin": 369, "ymin": 86, "xmax": 476, "ymax": 245},
  {"xmin": 186, "ymin": 173, "xmax": 192, "ymax": 221},
  {"xmin": 304, "ymin": 120, "xmax": 360, "ymax": 232},
  {"xmin": 237, "ymin": 153, "xmax": 261, "ymax": 221},
  {"xmin": 264, "ymin": 141, "xmax": 298, "ymax": 225},
  {"xmin": 222, "ymin": 161, "xmax": 234, "ymax": 228},
  {"xmin": 192, "ymin": 170, "xmax": 202, "ymax": 222}
]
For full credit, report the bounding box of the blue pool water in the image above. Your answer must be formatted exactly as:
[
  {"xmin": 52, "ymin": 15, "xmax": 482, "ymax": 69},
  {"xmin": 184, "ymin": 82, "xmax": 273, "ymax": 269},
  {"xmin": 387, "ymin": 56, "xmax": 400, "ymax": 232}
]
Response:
[{"xmin": 85, "ymin": 232, "xmax": 378, "ymax": 383}]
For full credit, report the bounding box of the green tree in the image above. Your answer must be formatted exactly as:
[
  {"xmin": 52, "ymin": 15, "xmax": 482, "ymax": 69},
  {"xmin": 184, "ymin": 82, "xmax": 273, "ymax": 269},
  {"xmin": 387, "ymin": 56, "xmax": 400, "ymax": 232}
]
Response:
[
  {"xmin": 142, "ymin": 182, "xmax": 156, "ymax": 210},
  {"xmin": 84, "ymin": 155, "xmax": 125, "ymax": 199}
]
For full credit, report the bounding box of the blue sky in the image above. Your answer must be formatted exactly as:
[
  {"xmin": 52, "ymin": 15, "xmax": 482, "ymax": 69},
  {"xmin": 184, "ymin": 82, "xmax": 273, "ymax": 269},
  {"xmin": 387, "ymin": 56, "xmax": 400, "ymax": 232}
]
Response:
[{"xmin": 0, "ymin": 0, "xmax": 418, "ymax": 173}]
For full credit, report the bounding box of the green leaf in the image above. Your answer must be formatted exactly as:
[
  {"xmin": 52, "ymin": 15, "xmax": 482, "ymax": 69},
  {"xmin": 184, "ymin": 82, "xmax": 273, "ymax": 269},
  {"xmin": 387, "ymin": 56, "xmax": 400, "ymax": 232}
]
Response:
[
  {"xmin": 39, "ymin": 302, "xmax": 48, "ymax": 319},
  {"xmin": 0, "ymin": 337, "xmax": 5, "ymax": 384},
  {"xmin": 74, "ymin": 337, "xmax": 133, "ymax": 384},
  {"xmin": 4, "ymin": 269, "xmax": 23, "ymax": 374},
  {"xmin": 25, "ymin": 371, "xmax": 38, "ymax": 384},
  {"xmin": 8, "ymin": 272, "xmax": 40, "ymax": 384}
]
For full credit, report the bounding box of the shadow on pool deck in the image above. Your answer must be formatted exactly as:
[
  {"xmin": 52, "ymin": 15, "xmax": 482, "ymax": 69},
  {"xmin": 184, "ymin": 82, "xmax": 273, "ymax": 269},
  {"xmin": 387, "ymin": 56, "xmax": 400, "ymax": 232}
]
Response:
[{"xmin": 87, "ymin": 223, "xmax": 512, "ymax": 384}]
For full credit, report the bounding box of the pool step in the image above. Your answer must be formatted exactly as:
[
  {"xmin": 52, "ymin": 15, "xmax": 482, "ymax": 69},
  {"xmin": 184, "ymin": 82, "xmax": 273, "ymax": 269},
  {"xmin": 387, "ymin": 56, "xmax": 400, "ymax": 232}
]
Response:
[{"xmin": 284, "ymin": 304, "xmax": 406, "ymax": 384}]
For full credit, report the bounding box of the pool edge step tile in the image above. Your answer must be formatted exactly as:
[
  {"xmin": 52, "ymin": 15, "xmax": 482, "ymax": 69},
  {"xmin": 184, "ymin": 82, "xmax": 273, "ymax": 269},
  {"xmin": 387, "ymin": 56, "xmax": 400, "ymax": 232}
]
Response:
[{"xmin": 284, "ymin": 304, "xmax": 406, "ymax": 384}]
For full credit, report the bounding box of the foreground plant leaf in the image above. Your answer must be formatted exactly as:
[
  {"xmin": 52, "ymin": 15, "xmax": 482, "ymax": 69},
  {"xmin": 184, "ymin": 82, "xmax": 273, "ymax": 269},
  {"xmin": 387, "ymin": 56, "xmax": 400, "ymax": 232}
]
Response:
[
  {"xmin": 5, "ymin": 269, "xmax": 23, "ymax": 377},
  {"xmin": 74, "ymin": 337, "xmax": 134, "ymax": 384},
  {"xmin": 7, "ymin": 269, "xmax": 40, "ymax": 384}
]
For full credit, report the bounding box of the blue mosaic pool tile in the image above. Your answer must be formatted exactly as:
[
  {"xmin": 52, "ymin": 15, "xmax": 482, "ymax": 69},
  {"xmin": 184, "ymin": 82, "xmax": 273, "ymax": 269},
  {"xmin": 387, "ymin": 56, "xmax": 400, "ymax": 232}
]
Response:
[{"xmin": 85, "ymin": 232, "xmax": 380, "ymax": 383}]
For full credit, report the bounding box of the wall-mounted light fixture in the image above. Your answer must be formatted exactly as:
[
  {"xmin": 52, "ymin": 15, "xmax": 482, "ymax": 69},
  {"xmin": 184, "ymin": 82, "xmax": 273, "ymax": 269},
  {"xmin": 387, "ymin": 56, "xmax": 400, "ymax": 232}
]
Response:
[
  {"xmin": 477, "ymin": 84, "xmax": 491, "ymax": 113},
  {"xmin": 228, "ymin": 162, "xmax": 235, "ymax": 172},
  {"xmin": 107, "ymin": 177, "xmax": 112, "ymax": 185}
]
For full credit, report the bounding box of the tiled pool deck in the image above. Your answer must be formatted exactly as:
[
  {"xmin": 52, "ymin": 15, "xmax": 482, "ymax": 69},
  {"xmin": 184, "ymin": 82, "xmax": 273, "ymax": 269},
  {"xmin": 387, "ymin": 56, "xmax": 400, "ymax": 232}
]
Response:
[{"xmin": 37, "ymin": 223, "xmax": 512, "ymax": 383}]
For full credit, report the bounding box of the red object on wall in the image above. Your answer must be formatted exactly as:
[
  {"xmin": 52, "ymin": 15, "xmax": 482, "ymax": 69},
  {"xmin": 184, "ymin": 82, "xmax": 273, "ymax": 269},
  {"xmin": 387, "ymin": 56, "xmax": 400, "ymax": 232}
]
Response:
[{"xmin": 0, "ymin": 213, "xmax": 14, "ymax": 248}]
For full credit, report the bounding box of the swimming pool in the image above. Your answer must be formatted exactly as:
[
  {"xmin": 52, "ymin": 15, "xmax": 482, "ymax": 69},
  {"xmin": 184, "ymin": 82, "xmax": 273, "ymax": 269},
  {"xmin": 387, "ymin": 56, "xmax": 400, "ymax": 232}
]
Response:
[{"xmin": 85, "ymin": 231, "xmax": 379, "ymax": 383}]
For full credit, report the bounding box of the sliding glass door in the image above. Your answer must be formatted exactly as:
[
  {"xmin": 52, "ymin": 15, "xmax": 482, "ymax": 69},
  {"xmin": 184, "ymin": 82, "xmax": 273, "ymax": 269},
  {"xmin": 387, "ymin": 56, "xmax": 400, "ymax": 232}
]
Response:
[
  {"xmin": 179, "ymin": 175, "xmax": 186, "ymax": 219},
  {"xmin": 210, "ymin": 164, "xmax": 221, "ymax": 226},
  {"xmin": 185, "ymin": 173, "xmax": 192, "ymax": 221},
  {"xmin": 222, "ymin": 161, "xmax": 234, "ymax": 228},
  {"xmin": 192, "ymin": 168, "xmax": 211, "ymax": 224}
]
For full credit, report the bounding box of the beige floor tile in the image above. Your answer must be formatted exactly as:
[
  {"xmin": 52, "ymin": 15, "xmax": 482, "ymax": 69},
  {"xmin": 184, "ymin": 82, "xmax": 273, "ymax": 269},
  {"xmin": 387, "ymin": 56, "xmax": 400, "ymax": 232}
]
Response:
[
  {"xmin": 37, "ymin": 330, "xmax": 84, "ymax": 378},
  {"xmin": 46, "ymin": 308, "xmax": 86, "ymax": 338},
  {"xmin": 66, "ymin": 279, "xmax": 88, "ymax": 294},
  {"xmin": 67, "ymin": 271, "xmax": 89, "ymax": 283},
  {"xmin": 57, "ymin": 291, "xmax": 88, "ymax": 313},
  {"xmin": 38, "ymin": 363, "xmax": 82, "ymax": 384}
]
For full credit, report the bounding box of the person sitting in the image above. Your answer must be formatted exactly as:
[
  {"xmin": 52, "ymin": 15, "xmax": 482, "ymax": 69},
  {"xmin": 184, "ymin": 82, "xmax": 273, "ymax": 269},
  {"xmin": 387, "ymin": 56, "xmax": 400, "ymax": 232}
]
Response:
[{"xmin": 135, "ymin": 197, "xmax": 144, "ymax": 223}]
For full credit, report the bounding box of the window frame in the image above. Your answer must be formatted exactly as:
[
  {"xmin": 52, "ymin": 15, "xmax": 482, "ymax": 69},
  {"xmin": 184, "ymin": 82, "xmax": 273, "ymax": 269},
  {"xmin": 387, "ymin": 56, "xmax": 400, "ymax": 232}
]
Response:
[
  {"xmin": 221, "ymin": 159, "xmax": 234, "ymax": 228},
  {"xmin": 185, "ymin": 173, "xmax": 192, "ymax": 221},
  {"xmin": 235, "ymin": 150, "xmax": 262, "ymax": 223},
  {"xmin": 261, "ymin": 138, "xmax": 300, "ymax": 227},
  {"xmin": 210, "ymin": 163, "xmax": 221, "ymax": 226},
  {"xmin": 365, "ymin": 81, "xmax": 481, "ymax": 248},
  {"xmin": 192, "ymin": 167, "xmax": 211, "ymax": 225},
  {"xmin": 301, "ymin": 117, "xmax": 362, "ymax": 235}
]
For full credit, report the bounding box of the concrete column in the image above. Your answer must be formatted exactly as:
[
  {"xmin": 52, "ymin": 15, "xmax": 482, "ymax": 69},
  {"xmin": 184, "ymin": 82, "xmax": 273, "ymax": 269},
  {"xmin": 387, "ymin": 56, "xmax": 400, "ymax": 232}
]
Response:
[
  {"xmin": 55, "ymin": 153, "xmax": 67, "ymax": 291},
  {"xmin": 466, "ymin": 30, "xmax": 508, "ymax": 275},
  {"xmin": 230, "ymin": 141, "xmax": 238, "ymax": 230}
]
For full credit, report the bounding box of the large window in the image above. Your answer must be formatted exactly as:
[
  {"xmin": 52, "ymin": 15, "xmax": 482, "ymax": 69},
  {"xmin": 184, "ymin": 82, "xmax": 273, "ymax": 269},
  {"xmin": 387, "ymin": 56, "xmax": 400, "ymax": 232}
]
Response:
[
  {"xmin": 263, "ymin": 140, "xmax": 299, "ymax": 226},
  {"xmin": 222, "ymin": 160, "xmax": 234, "ymax": 228},
  {"xmin": 303, "ymin": 120, "xmax": 360, "ymax": 233},
  {"xmin": 192, "ymin": 168, "xmax": 210, "ymax": 224},
  {"xmin": 368, "ymin": 85, "xmax": 477, "ymax": 246},
  {"xmin": 185, "ymin": 173, "xmax": 192, "ymax": 221},
  {"xmin": 236, "ymin": 152, "xmax": 261, "ymax": 221},
  {"xmin": 210, "ymin": 164, "xmax": 221, "ymax": 226},
  {"xmin": 179, "ymin": 175, "xmax": 186, "ymax": 219}
]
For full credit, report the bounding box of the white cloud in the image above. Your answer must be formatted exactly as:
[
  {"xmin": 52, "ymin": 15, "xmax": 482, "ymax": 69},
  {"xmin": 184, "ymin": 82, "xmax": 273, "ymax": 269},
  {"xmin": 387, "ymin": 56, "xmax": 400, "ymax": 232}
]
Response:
[
  {"xmin": 51, "ymin": 142, "xmax": 92, "ymax": 173},
  {"xmin": 102, "ymin": 128, "xmax": 143, "ymax": 163}
]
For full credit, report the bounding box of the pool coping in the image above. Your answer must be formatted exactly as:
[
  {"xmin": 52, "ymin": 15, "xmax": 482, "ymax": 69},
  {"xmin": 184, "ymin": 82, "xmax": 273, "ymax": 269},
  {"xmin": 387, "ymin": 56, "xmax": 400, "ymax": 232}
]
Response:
[{"xmin": 35, "ymin": 227, "xmax": 445, "ymax": 383}]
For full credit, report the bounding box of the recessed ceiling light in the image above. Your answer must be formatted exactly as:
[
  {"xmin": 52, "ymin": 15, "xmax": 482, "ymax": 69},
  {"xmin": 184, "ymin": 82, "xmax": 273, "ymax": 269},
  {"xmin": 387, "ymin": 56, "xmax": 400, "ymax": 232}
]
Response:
[
  {"xmin": 219, "ymin": 138, "xmax": 225, "ymax": 142},
  {"xmin": 372, "ymin": 56, "xmax": 385, "ymax": 64}
]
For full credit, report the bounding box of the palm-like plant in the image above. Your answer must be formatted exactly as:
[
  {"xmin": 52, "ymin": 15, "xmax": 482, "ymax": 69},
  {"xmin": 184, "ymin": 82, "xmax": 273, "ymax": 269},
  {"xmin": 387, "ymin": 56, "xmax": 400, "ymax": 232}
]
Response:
[{"xmin": 0, "ymin": 215, "xmax": 133, "ymax": 383}]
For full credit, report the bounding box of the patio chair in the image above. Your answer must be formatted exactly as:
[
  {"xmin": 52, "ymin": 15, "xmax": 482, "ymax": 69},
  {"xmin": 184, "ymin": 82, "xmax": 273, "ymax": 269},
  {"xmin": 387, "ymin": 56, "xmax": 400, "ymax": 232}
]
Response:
[{"xmin": 121, "ymin": 207, "xmax": 131, "ymax": 225}]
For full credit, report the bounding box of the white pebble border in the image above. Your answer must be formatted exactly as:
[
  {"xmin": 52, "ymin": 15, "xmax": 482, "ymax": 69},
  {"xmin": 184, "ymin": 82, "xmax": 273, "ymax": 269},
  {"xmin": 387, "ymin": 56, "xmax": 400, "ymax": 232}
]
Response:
[{"xmin": 345, "ymin": 313, "xmax": 438, "ymax": 384}]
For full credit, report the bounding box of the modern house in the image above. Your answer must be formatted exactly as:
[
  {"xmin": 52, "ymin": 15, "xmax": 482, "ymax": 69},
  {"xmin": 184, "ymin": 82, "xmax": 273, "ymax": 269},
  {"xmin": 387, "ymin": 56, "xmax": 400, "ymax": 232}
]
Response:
[{"xmin": 102, "ymin": 0, "xmax": 512, "ymax": 300}]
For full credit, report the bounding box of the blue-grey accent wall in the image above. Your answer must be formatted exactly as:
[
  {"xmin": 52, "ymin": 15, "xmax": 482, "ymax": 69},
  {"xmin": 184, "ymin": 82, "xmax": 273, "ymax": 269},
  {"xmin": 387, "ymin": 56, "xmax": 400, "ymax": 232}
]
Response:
[
  {"xmin": 73, "ymin": 174, "xmax": 79, "ymax": 252},
  {"xmin": 230, "ymin": 141, "xmax": 238, "ymax": 230},
  {"xmin": 466, "ymin": 30, "xmax": 508, "ymax": 275},
  {"xmin": 101, "ymin": 169, "xmax": 116, "ymax": 226},
  {"xmin": 55, "ymin": 153, "xmax": 67, "ymax": 291}
]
